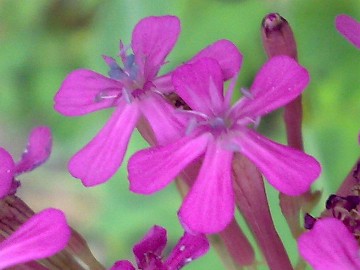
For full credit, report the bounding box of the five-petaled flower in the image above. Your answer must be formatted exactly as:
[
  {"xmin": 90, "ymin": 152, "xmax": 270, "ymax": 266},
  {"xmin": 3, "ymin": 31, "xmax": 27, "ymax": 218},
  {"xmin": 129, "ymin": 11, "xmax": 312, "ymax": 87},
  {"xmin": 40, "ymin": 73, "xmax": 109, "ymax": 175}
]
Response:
[
  {"xmin": 298, "ymin": 217, "xmax": 360, "ymax": 270},
  {"xmin": 110, "ymin": 225, "xmax": 209, "ymax": 270},
  {"xmin": 335, "ymin": 14, "xmax": 360, "ymax": 49},
  {"xmin": 54, "ymin": 15, "xmax": 241, "ymax": 187},
  {"xmin": 128, "ymin": 56, "xmax": 321, "ymax": 233},
  {"xmin": 0, "ymin": 126, "xmax": 52, "ymax": 198}
]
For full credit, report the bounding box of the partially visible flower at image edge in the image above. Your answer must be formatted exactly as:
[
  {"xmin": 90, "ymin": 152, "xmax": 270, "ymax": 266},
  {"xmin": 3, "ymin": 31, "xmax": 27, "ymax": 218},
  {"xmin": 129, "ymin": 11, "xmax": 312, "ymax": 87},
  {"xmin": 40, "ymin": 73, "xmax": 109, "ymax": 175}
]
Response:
[
  {"xmin": 0, "ymin": 208, "xmax": 71, "ymax": 269},
  {"xmin": 335, "ymin": 14, "xmax": 360, "ymax": 49},
  {"xmin": 128, "ymin": 56, "xmax": 321, "ymax": 233},
  {"xmin": 298, "ymin": 217, "xmax": 360, "ymax": 270},
  {"xmin": 0, "ymin": 126, "xmax": 52, "ymax": 198},
  {"xmin": 110, "ymin": 225, "xmax": 209, "ymax": 270},
  {"xmin": 54, "ymin": 15, "xmax": 241, "ymax": 188},
  {"xmin": 0, "ymin": 126, "xmax": 71, "ymax": 268}
]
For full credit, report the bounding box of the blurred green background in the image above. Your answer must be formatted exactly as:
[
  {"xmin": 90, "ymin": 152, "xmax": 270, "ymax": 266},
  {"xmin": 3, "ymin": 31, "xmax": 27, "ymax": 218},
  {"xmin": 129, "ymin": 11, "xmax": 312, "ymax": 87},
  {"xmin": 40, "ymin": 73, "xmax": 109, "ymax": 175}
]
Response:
[{"xmin": 1, "ymin": 0, "xmax": 359, "ymax": 269}]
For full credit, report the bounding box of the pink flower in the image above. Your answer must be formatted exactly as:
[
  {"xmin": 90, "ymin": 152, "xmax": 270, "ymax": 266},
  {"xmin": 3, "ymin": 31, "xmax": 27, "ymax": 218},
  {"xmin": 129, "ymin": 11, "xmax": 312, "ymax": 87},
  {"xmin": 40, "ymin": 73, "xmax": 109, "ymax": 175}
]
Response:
[
  {"xmin": 298, "ymin": 217, "xmax": 360, "ymax": 270},
  {"xmin": 0, "ymin": 208, "xmax": 71, "ymax": 269},
  {"xmin": 0, "ymin": 126, "xmax": 52, "ymax": 198},
  {"xmin": 54, "ymin": 15, "xmax": 241, "ymax": 187},
  {"xmin": 335, "ymin": 14, "xmax": 360, "ymax": 49},
  {"xmin": 128, "ymin": 56, "xmax": 321, "ymax": 233},
  {"xmin": 110, "ymin": 225, "xmax": 209, "ymax": 270}
]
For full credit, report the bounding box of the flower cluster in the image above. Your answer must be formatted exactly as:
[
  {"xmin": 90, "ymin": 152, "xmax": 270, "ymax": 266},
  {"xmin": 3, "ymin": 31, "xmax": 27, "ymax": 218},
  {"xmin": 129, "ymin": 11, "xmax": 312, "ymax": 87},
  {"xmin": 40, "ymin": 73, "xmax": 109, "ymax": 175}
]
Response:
[
  {"xmin": 51, "ymin": 14, "xmax": 324, "ymax": 269},
  {"xmin": 2, "ymin": 10, "xmax": 359, "ymax": 270}
]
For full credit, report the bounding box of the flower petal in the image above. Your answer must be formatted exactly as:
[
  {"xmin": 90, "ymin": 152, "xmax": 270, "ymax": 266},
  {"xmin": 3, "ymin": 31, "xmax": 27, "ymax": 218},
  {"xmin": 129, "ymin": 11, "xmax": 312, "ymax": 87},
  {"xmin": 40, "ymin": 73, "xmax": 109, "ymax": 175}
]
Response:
[
  {"xmin": 69, "ymin": 102, "xmax": 140, "ymax": 187},
  {"xmin": 298, "ymin": 218, "xmax": 360, "ymax": 270},
  {"xmin": 152, "ymin": 74, "xmax": 173, "ymax": 94},
  {"xmin": 165, "ymin": 232, "xmax": 209, "ymax": 269},
  {"xmin": 179, "ymin": 142, "xmax": 234, "ymax": 233},
  {"xmin": 234, "ymin": 129, "xmax": 321, "ymax": 195},
  {"xmin": 336, "ymin": 14, "xmax": 360, "ymax": 49},
  {"xmin": 133, "ymin": 225, "xmax": 167, "ymax": 269},
  {"xmin": 132, "ymin": 16, "xmax": 180, "ymax": 81},
  {"xmin": 153, "ymin": 40, "xmax": 242, "ymax": 94},
  {"xmin": 232, "ymin": 56, "xmax": 309, "ymax": 119},
  {"xmin": 0, "ymin": 148, "xmax": 15, "ymax": 198},
  {"xmin": 15, "ymin": 126, "xmax": 52, "ymax": 175},
  {"xmin": 0, "ymin": 208, "xmax": 71, "ymax": 269},
  {"xmin": 172, "ymin": 58, "xmax": 225, "ymax": 115},
  {"xmin": 54, "ymin": 69, "xmax": 122, "ymax": 116},
  {"xmin": 188, "ymin": 39, "xmax": 243, "ymax": 80},
  {"xmin": 109, "ymin": 261, "xmax": 135, "ymax": 270},
  {"xmin": 139, "ymin": 94, "xmax": 186, "ymax": 145},
  {"xmin": 128, "ymin": 134, "xmax": 209, "ymax": 194}
]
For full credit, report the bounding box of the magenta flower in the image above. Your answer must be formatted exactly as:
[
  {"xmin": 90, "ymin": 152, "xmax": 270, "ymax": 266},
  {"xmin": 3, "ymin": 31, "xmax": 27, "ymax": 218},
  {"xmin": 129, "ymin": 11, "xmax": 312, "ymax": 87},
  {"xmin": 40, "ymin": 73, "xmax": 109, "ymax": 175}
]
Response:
[
  {"xmin": 0, "ymin": 126, "xmax": 52, "ymax": 198},
  {"xmin": 110, "ymin": 225, "xmax": 209, "ymax": 270},
  {"xmin": 0, "ymin": 208, "xmax": 71, "ymax": 269},
  {"xmin": 298, "ymin": 217, "xmax": 360, "ymax": 269},
  {"xmin": 128, "ymin": 56, "xmax": 321, "ymax": 233},
  {"xmin": 335, "ymin": 14, "xmax": 360, "ymax": 49},
  {"xmin": 54, "ymin": 15, "xmax": 241, "ymax": 187}
]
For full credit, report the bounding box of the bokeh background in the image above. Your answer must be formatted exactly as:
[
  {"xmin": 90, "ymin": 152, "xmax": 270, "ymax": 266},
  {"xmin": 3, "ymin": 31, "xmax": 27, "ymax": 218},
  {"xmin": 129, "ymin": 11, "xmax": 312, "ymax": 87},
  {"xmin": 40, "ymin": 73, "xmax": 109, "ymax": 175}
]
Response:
[{"xmin": 1, "ymin": 0, "xmax": 359, "ymax": 269}]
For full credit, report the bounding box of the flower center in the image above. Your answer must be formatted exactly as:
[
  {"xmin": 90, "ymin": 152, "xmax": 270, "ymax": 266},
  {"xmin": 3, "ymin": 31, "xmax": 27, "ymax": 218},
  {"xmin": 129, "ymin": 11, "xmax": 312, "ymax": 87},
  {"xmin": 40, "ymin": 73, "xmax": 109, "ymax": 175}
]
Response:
[
  {"xmin": 325, "ymin": 191, "xmax": 360, "ymax": 240},
  {"xmin": 305, "ymin": 162, "xmax": 360, "ymax": 245},
  {"xmin": 177, "ymin": 109, "xmax": 234, "ymax": 138},
  {"xmin": 95, "ymin": 43, "xmax": 152, "ymax": 104}
]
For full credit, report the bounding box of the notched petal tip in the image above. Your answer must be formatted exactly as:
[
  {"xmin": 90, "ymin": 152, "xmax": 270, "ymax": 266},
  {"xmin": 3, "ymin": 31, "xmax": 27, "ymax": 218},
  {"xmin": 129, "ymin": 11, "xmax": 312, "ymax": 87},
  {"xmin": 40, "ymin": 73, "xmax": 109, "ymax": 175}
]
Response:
[
  {"xmin": 237, "ymin": 129, "xmax": 321, "ymax": 196},
  {"xmin": 188, "ymin": 39, "xmax": 243, "ymax": 80},
  {"xmin": 132, "ymin": 15, "xmax": 181, "ymax": 81},
  {"xmin": 15, "ymin": 126, "xmax": 52, "ymax": 175},
  {"xmin": 235, "ymin": 56, "xmax": 309, "ymax": 119}
]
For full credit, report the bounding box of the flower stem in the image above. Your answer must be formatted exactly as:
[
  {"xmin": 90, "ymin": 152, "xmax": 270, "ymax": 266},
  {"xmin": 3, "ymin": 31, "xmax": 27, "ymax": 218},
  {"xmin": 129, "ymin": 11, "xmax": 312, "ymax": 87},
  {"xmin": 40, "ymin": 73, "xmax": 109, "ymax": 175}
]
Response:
[{"xmin": 232, "ymin": 154, "xmax": 293, "ymax": 270}]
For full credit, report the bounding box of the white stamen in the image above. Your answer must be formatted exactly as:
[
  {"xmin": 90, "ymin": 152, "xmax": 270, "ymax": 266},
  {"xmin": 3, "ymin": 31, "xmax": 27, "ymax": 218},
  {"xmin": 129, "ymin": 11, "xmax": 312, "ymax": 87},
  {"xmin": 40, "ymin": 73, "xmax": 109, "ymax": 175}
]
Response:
[
  {"xmin": 175, "ymin": 109, "xmax": 209, "ymax": 120},
  {"xmin": 184, "ymin": 258, "xmax": 192, "ymax": 264},
  {"xmin": 186, "ymin": 117, "xmax": 198, "ymax": 136},
  {"xmin": 122, "ymin": 88, "xmax": 133, "ymax": 104},
  {"xmin": 253, "ymin": 116, "xmax": 261, "ymax": 129},
  {"xmin": 95, "ymin": 91, "xmax": 119, "ymax": 102},
  {"xmin": 241, "ymin": 87, "xmax": 253, "ymax": 99}
]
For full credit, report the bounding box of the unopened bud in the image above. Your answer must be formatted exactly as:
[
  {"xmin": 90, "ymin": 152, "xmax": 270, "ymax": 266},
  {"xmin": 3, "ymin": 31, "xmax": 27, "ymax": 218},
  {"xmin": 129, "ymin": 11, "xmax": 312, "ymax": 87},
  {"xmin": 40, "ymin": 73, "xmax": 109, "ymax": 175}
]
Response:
[{"xmin": 261, "ymin": 13, "xmax": 298, "ymax": 60}]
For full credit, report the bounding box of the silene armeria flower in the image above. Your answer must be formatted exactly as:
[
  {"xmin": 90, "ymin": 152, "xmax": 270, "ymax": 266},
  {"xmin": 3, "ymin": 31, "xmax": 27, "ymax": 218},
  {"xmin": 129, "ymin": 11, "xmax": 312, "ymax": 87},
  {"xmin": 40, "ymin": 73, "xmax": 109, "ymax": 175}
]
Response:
[
  {"xmin": 0, "ymin": 126, "xmax": 52, "ymax": 198},
  {"xmin": 298, "ymin": 217, "xmax": 360, "ymax": 270},
  {"xmin": 128, "ymin": 56, "xmax": 321, "ymax": 233},
  {"xmin": 335, "ymin": 14, "xmax": 360, "ymax": 49},
  {"xmin": 54, "ymin": 15, "xmax": 241, "ymax": 187},
  {"xmin": 110, "ymin": 225, "xmax": 209, "ymax": 270},
  {"xmin": 0, "ymin": 208, "xmax": 71, "ymax": 269}
]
